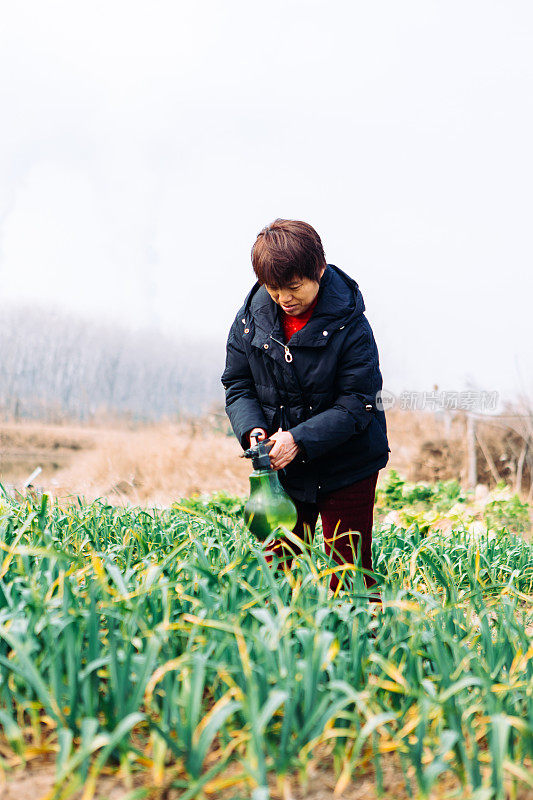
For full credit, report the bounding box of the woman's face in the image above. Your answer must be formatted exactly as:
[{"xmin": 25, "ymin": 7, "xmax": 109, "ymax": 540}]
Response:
[{"xmin": 264, "ymin": 266, "xmax": 326, "ymax": 316}]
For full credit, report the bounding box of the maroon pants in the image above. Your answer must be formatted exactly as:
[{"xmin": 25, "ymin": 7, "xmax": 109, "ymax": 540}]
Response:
[{"xmin": 267, "ymin": 471, "xmax": 380, "ymax": 593}]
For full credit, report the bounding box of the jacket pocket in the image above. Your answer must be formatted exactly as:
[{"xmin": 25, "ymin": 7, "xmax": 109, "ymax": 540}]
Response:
[{"xmin": 370, "ymin": 416, "xmax": 389, "ymax": 454}]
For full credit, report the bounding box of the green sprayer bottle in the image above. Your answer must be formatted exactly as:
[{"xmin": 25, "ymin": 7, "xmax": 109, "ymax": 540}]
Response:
[{"xmin": 242, "ymin": 439, "xmax": 298, "ymax": 541}]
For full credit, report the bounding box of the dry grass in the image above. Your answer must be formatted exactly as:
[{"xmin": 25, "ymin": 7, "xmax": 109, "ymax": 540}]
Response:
[
  {"xmin": 0, "ymin": 420, "xmax": 250, "ymax": 504},
  {"xmin": 53, "ymin": 424, "xmax": 251, "ymax": 504},
  {"xmin": 0, "ymin": 409, "xmax": 531, "ymax": 505}
]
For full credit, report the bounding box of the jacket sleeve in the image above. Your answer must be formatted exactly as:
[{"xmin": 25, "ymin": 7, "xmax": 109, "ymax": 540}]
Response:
[
  {"xmin": 221, "ymin": 315, "xmax": 268, "ymax": 450},
  {"xmin": 288, "ymin": 326, "xmax": 378, "ymax": 461}
]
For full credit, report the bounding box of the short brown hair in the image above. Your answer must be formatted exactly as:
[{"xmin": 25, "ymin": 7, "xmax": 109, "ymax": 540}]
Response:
[{"xmin": 251, "ymin": 219, "xmax": 327, "ymax": 288}]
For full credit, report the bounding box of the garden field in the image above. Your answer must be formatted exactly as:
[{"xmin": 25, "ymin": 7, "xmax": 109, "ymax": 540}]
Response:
[{"xmin": 0, "ymin": 472, "xmax": 531, "ymax": 799}]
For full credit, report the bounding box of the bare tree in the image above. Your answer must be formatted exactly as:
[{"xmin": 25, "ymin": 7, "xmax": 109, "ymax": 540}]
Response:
[{"xmin": 0, "ymin": 304, "xmax": 225, "ymax": 422}]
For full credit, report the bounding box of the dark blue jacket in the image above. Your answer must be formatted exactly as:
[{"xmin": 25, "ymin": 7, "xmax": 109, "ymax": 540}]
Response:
[{"xmin": 221, "ymin": 264, "xmax": 390, "ymax": 503}]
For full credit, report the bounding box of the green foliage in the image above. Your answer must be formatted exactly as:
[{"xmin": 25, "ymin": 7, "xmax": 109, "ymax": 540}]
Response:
[
  {"xmin": 0, "ymin": 483, "xmax": 530, "ymax": 799},
  {"xmin": 376, "ymin": 469, "xmax": 467, "ymax": 514},
  {"xmin": 376, "ymin": 468, "xmax": 405, "ymax": 509},
  {"xmin": 173, "ymin": 490, "xmax": 246, "ymax": 517},
  {"xmin": 484, "ymin": 492, "xmax": 531, "ymax": 535}
]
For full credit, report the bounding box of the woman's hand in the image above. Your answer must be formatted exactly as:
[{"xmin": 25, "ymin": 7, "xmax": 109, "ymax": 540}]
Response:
[
  {"xmin": 248, "ymin": 427, "xmax": 267, "ymax": 446},
  {"xmin": 268, "ymin": 428, "xmax": 300, "ymax": 470}
]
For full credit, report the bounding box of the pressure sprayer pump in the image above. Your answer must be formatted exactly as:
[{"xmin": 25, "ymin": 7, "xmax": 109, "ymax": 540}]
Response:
[{"xmin": 241, "ymin": 438, "xmax": 297, "ymax": 541}]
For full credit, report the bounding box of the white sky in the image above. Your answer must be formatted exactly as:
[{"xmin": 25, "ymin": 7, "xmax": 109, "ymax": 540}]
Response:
[{"xmin": 1, "ymin": 1, "xmax": 532, "ymax": 408}]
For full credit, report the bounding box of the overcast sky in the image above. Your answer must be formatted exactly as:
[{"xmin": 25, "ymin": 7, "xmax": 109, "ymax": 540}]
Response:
[{"xmin": 1, "ymin": 1, "xmax": 531, "ymax": 409}]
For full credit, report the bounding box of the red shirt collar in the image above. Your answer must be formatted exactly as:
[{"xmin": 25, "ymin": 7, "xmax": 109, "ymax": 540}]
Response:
[{"xmin": 282, "ymin": 295, "xmax": 319, "ymax": 341}]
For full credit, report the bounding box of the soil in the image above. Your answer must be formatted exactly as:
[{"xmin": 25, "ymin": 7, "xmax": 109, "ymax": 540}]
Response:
[{"xmin": 2, "ymin": 752, "xmax": 532, "ymax": 800}]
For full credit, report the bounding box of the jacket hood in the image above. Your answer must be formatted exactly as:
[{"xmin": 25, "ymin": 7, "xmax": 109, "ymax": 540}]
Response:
[{"xmin": 242, "ymin": 264, "xmax": 365, "ymax": 341}]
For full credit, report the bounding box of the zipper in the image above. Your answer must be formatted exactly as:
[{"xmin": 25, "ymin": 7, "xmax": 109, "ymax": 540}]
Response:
[
  {"xmin": 264, "ymin": 321, "xmax": 349, "ymax": 432},
  {"xmin": 268, "ymin": 334, "xmax": 314, "ymax": 419},
  {"xmin": 269, "ymin": 334, "xmax": 293, "ymax": 362}
]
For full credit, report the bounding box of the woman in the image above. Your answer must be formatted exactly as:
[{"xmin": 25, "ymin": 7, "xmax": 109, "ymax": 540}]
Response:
[{"xmin": 221, "ymin": 219, "xmax": 390, "ymax": 593}]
